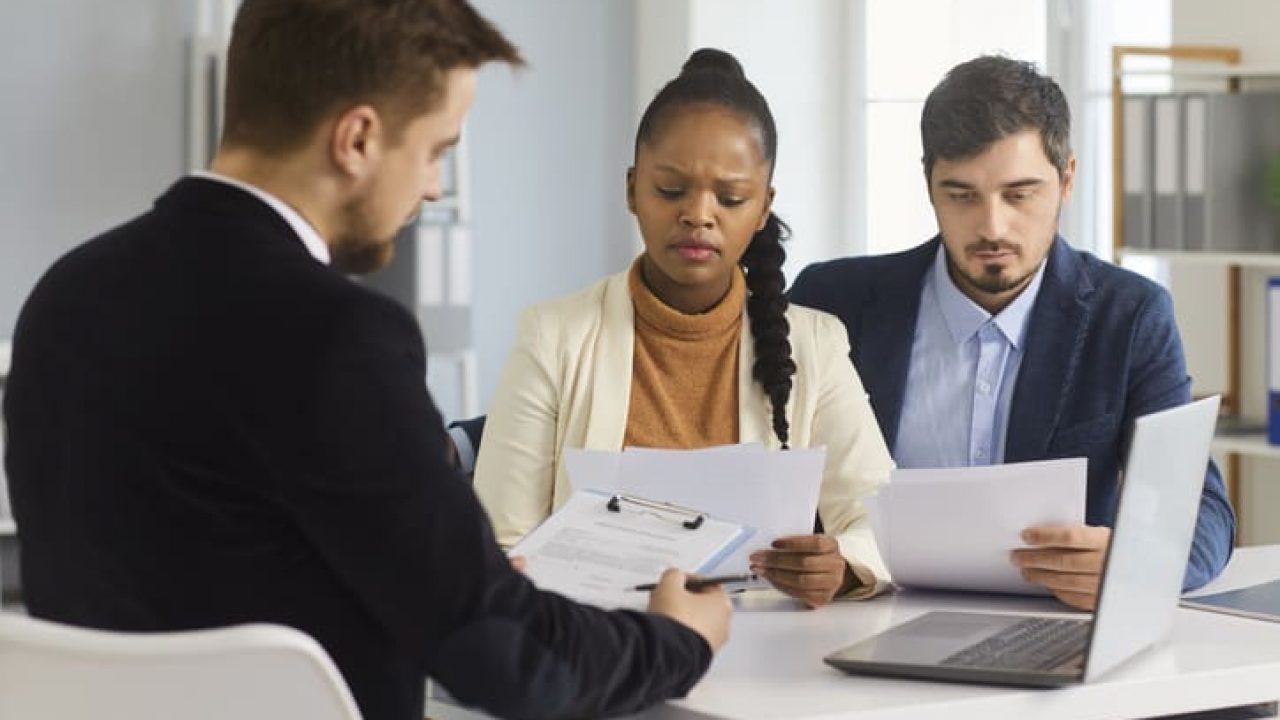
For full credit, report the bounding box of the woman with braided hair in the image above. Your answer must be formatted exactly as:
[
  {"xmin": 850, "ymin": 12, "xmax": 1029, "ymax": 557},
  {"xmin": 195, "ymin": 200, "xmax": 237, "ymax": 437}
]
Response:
[{"xmin": 474, "ymin": 48, "xmax": 893, "ymax": 607}]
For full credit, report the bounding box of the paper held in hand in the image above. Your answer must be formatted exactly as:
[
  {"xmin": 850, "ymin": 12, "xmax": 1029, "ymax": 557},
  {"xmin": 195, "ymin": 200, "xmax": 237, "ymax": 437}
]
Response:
[
  {"xmin": 510, "ymin": 490, "xmax": 753, "ymax": 609},
  {"xmin": 869, "ymin": 457, "xmax": 1088, "ymax": 595},
  {"xmin": 561, "ymin": 443, "xmax": 826, "ymax": 575}
]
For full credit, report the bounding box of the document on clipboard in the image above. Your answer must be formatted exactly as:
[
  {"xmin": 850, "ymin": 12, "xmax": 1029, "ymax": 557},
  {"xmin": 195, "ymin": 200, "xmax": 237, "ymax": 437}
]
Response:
[
  {"xmin": 562, "ymin": 444, "xmax": 826, "ymax": 574},
  {"xmin": 510, "ymin": 490, "xmax": 754, "ymax": 609}
]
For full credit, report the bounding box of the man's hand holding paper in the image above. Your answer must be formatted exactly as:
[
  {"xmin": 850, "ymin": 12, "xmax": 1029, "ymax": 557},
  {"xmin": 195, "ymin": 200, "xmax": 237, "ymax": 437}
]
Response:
[
  {"xmin": 1012, "ymin": 524, "xmax": 1112, "ymax": 609},
  {"xmin": 871, "ymin": 458, "xmax": 1089, "ymax": 598}
]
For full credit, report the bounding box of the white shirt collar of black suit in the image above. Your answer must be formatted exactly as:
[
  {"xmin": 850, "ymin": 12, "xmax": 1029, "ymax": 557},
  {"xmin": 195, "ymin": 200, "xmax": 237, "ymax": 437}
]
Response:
[{"xmin": 190, "ymin": 170, "xmax": 331, "ymax": 266}]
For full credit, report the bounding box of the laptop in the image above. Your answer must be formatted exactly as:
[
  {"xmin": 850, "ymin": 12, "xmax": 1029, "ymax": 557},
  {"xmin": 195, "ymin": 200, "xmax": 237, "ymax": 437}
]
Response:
[{"xmin": 824, "ymin": 396, "xmax": 1221, "ymax": 687}]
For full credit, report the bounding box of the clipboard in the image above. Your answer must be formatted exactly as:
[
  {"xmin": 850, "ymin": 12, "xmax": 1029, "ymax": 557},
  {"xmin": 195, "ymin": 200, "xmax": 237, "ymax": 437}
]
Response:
[{"xmin": 509, "ymin": 490, "xmax": 754, "ymax": 608}]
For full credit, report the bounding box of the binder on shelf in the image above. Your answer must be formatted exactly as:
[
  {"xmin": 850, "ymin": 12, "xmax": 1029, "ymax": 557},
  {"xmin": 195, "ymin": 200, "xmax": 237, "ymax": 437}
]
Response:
[
  {"xmin": 1151, "ymin": 95, "xmax": 1183, "ymax": 250},
  {"xmin": 416, "ymin": 224, "xmax": 445, "ymax": 306},
  {"xmin": 1122, "ymin": 96, "xmax": 1153, "ymax": 250},
  {"xmin": 1181, "ymin": 94, "xmax": 1209, "ymax": 251},
  {"xmin": 1186, "ymin": 92, "xmax": 1280, "ymax": 253},
  {"xmin": 1269, "ymin": 277, "xmax": 1280, "ymax": 445}
]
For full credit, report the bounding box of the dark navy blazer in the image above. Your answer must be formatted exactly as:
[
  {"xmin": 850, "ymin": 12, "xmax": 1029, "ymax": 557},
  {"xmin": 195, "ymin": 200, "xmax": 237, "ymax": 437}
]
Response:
[{"xmin": 790, "ymin": 236, "xmax": 1235, "ymax": 590}]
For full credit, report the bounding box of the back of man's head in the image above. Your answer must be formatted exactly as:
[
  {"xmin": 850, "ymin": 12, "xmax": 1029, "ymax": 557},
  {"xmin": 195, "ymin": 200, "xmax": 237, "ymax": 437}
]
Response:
[
  {"xmin": 221, "ymin": 0, "xmax": 523, "ymax": 155},
  {"xmin": 920, "ymin": 55, "xmax": 1071, "ymax": 183}
]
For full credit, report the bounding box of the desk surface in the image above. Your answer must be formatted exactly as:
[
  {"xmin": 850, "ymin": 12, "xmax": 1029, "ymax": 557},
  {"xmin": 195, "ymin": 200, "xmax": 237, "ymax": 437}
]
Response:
[
  {"xmin": 638, "ymin": 545, "xmax": 1280, "ymax": 720},
  {"xmin": 432, "ymin": 546, "xmax": 1280, "ymax": 720}
]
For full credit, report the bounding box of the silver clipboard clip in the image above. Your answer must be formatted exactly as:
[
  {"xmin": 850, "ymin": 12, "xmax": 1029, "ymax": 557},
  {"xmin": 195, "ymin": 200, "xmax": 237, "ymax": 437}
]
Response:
[{"xmin": 606, "ymin": 493, "xmax": 706, "ymax": 530}]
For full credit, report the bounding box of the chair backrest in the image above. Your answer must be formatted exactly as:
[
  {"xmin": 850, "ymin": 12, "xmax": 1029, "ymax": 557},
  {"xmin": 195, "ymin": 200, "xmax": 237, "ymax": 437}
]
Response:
[{"xmin": 0, "ymin": 613, "xmax": 362, "ymax": 720}]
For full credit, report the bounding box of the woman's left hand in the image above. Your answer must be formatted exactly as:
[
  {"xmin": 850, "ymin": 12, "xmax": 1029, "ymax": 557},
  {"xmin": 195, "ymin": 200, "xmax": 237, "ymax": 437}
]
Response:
[{"xmin": 749, "ymin": 534, "xmax": 856, "ymax": 608}]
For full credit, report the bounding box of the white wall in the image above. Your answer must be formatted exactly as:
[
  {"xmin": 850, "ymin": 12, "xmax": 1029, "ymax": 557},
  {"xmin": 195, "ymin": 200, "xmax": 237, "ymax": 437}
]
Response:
[
  {"xmin": 1171, "ymin": 0, "xmax": 1280, "ymax": 545},
  {"xmin": 466, "ymin": 0, "xmax": 637, "ymax": 407}
]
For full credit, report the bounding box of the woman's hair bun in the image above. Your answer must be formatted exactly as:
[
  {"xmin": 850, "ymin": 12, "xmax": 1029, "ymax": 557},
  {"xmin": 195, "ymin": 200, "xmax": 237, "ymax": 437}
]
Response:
[{"xmin": 680, "ymin": 47, "xmax": 745, "ymax": 79}]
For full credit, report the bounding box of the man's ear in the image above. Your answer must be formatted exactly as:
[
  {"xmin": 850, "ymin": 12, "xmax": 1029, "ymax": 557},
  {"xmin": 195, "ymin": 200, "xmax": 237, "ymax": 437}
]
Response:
[
  {"xmin": 625, "ymin": 167, "xmax": 637, "ymax": 215},
  {"xmin": 1060, "ymin": 154, "xmax": 1078, "ymax": 203},
  {"xmin": 756, "ymin": 186, "xmax": 776, "ymax": 232},
  {"xmin": 330, "ymin": 104, "xmax": 382, "ymax": 179}
]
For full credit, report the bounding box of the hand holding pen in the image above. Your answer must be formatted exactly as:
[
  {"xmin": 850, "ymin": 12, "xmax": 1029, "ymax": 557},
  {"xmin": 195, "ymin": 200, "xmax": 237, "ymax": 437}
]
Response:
[{"xmin": 645, "ymin": 568, "xmax": 733, "ymax": 652}]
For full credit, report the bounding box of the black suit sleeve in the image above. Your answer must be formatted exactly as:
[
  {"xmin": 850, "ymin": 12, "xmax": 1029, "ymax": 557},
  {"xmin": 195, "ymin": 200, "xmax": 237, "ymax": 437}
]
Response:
[{"xmin": 275, "ymin": 298, "xmax": 710, "ymax": 718}]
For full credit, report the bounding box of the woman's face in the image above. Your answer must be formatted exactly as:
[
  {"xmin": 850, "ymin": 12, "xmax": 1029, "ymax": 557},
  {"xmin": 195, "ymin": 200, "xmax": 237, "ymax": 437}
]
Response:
[{"xmin": 627, "ymin": 104, "xmax": 774, "ymax": 312}]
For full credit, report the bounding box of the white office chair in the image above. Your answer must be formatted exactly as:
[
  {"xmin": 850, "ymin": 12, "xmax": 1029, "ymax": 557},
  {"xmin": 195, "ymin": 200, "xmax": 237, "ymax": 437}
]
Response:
[{"xmin": 0, "ymin": 613, "xmax": 362, "ymax": 720}]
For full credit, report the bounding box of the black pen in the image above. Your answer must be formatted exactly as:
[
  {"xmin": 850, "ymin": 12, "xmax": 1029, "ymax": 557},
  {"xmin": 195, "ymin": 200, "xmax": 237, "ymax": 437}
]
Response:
[{"xmin": 630, "ymin": 573, "xmax": 757, "ymax": 592}]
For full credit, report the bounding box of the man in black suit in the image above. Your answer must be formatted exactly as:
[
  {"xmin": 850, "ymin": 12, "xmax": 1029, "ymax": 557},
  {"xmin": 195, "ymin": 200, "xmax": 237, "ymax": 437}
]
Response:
[{"xmin": 2, "ymin": 2, "xmax": 729, "ymax": 719}]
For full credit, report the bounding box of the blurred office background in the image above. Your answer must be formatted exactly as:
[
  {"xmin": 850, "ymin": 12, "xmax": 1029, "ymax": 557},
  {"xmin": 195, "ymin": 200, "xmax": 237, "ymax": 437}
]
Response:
[{"xmin": 3, "ymin": 1, "xmax": 1279, "ymax": 603}]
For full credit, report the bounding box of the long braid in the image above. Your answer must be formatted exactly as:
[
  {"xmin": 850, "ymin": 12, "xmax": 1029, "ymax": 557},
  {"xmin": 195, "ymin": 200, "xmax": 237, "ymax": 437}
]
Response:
[{"xmin": 741, "ymin": 213, "xmax": 795, "ymax": 449}]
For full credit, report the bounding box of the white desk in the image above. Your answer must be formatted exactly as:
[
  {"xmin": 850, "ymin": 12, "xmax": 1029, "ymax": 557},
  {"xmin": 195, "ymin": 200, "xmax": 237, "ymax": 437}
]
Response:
[{"xmin": 431, "ymin": 546, "xmax": 1280, "ymax": 720}]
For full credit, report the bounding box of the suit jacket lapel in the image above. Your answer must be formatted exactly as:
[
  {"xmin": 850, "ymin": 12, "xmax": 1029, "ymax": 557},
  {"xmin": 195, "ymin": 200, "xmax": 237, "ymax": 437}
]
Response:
[
  {"xmin": 1006, "ymin": 237, "xmax": 1094, "ymax": 461},
  {"xmin": 737, "ymin": 312, "xmax": 774, "ymax": 448},
  {"xmin": 858, "ymin": 239, "xmax": 936, "ymax": 450},
  {"xmin": 583, "ymin": 272, "xmax": 635, "ymax": 451}
]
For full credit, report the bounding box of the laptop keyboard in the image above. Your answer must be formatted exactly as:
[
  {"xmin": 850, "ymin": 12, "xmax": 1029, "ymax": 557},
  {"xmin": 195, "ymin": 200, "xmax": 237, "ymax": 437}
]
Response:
[{"xmin": 941, "ymin": 617, "xmax": 1090, "ymax": 672}]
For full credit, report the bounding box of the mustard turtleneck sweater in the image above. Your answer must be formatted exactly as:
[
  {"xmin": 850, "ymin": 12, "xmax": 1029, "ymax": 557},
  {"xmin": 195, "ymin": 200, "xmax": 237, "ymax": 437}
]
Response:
[{"xmin": 624, "ymin": 258, "xmax": 746, "ymax": 449}]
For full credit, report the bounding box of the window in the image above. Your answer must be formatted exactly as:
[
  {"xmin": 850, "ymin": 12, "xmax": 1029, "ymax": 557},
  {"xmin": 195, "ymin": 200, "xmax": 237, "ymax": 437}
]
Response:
[{"xmin": 1078, "ymin": 1, "xmax": 1172, "ymax": 265}]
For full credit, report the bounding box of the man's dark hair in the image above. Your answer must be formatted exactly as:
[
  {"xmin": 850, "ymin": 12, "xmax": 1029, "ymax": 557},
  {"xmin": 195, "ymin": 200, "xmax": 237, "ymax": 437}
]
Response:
[
  {"xmin": 222, "ymin": 0, "xmax": 523, "ymax": 153},
  {"xmin": 635, "ymin": 48, "xmax": 796, "ymax": 449},
  {"xmin": 921, "ymin": 55, "xmax": 1071, "ymax": 182}
]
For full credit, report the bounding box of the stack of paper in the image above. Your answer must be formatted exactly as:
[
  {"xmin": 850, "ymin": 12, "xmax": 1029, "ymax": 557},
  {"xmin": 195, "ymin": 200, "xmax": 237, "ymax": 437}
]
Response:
[{"xmin": 869, "ymin": 458, "xmax": 1087, "ymax": 595}]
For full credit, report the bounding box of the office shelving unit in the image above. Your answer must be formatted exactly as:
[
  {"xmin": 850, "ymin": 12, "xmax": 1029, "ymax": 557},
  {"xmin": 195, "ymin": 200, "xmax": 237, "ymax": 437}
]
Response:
[{"xmin": 1112, "ymin": 45, "xmax": 1280, "ymax": 535}]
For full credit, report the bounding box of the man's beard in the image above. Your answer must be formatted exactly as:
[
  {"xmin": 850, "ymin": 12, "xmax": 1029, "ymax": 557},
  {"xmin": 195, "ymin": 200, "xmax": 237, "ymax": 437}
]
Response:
[
  {"xmin": 329, "ymin": 195, "xmax": 412, "ymax": 275},
  {"xmin": 331, "ymin": 234, "xmax": 395, "ymax": 275},
  {"xmin": 958, "ymin": 256, "xmax": 1036, "ymax": 295},
  {"xmin": 946, "ymin": 203, "xmax": 1061, "ymax": 297}
]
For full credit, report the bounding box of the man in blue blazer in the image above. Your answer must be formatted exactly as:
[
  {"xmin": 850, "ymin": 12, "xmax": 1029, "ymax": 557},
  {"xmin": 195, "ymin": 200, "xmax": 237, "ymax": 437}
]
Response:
[{"xmin": 790, "ymin": 56, "xmax": 1234, "ymax": 610}]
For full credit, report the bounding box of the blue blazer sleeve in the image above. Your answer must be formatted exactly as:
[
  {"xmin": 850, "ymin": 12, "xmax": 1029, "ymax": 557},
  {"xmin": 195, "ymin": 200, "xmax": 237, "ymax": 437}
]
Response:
[{"xmin": 1127, "ymin": 288, "xmax": 1235, "ymax": 590}]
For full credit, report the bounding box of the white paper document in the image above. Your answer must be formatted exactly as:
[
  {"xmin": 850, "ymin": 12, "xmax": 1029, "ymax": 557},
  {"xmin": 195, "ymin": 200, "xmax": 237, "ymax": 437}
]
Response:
[
  {"xmin": 562, "ymin": 444, "xmax": 825, "ymax": 574},
  {"xmin": 511, "ymin": 490, "xmax": 752, "ymax": 609},
  {"xmin": 870, "ymin": 458, "xmax": 1087, "ymax": 595}
]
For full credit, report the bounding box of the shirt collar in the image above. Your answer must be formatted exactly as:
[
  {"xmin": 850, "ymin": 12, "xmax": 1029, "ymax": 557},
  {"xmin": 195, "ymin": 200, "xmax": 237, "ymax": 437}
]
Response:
[
  {"xmin": 190, "ymin": 170, "xmax": 331, "ymax": 265},
  {"xmin": 929, "ymin": 241, "xmax": 1046, "ymax": 350}
]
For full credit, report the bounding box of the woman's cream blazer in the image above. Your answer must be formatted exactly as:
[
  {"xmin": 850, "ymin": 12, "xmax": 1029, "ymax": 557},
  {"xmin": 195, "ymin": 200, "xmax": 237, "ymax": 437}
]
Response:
[{"xmin": 473, "ymin": 268, "xmax": 895, "ymax": 587}]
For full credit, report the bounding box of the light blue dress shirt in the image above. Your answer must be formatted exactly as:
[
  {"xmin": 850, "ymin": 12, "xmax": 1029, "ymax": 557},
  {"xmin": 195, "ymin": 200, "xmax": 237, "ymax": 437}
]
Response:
[{"xmin": 894, "ymin": 245, "xmax": 1047, "ymax": 468}]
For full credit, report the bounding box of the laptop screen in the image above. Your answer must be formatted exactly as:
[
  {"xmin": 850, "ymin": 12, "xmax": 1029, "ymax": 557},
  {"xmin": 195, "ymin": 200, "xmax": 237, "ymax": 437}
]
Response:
[{"xmin": 1082, "ymin": 396, "xmax": 1221, "ymax": 681}]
